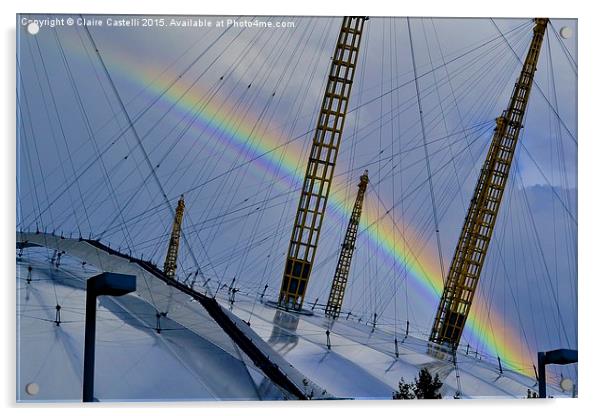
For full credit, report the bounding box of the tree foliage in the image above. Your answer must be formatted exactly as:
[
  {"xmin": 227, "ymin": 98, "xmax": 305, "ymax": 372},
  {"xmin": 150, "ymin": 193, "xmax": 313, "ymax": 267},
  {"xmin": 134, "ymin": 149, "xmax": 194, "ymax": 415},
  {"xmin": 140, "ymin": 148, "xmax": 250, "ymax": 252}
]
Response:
[{"xmin": 392, "ymin": 368, "xmax": 443, "ymax": 399}]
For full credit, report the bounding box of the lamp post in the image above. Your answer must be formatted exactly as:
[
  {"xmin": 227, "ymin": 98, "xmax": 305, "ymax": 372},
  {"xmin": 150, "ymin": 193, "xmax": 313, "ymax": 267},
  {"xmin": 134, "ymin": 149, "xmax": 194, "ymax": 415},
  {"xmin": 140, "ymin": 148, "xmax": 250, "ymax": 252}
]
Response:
[
  {"xmin": 537, "ymin": 348, "xmax": 578, "ymax": 398},
  {"xmin": 83, "ymin": 273, "xmax": 136, "ymax": 402}
]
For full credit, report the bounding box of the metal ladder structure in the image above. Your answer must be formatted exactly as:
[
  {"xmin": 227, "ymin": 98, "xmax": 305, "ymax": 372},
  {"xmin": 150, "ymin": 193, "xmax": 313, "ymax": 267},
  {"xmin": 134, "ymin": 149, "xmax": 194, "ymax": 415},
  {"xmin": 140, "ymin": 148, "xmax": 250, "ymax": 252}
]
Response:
[
  {"xmin": 325, "ymin": 170, "xmax": 369, "ymax": 318},
  {"xmin": 163, "ymin": 195, "xmax": 185, "ymax": 279},
  {"xmin": 278, "ymin": 17, "xmax": 367, "ymax": 310},
  {"xmin": 429, "ymin": 18, "xmax": 549, "ymax": 351}
]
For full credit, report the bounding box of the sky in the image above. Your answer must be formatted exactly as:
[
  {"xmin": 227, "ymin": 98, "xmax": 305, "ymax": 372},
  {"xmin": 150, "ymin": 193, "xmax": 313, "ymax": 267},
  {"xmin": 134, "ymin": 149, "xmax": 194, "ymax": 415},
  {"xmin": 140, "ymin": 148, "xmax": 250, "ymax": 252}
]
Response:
[{"xmin": 16, "ymin": 14, "xmax": 577, "ymax": 382}]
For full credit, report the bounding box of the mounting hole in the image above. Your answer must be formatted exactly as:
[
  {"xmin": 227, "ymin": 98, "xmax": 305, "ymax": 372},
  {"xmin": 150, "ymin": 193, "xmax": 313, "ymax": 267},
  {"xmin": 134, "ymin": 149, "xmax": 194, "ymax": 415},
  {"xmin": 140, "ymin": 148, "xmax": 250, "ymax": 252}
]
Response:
[
  {"xmin": 25, "ymin": 382, "xmax": 39, "ymax": 396},
  {"xmin": 559, "ymin": 26, "xmax": 573, "ymax": 39},
  {"xmin": 27, "ymin": 22, "xmax": 40, "ymax": 35},
  {"xmin": 560, "ymin": 377, "xmax": 574, "ymax": 392}
]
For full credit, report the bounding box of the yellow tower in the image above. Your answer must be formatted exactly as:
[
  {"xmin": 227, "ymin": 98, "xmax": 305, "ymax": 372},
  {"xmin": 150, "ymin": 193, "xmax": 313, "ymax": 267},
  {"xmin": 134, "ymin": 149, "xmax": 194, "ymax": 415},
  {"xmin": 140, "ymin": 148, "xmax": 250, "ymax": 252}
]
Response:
[
  {"xmin": 278, "ymin": 17, "xmax": 367, "ymax": 310},
  {"xmin": 430, "ymin": 19, "xmax": 549, "ymax": 351},
  {"xmin": 325, "ymin": 170, "xmax": 369, "ymax": 318},
  {"xmin": 163, "ymin": 195, "xmax": 185, "ymax": 279}
]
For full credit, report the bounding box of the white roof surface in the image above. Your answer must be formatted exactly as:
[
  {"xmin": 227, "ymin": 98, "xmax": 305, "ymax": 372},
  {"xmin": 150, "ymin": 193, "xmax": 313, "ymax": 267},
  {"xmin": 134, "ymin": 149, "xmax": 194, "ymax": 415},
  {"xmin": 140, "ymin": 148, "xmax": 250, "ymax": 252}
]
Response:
[
  {"xmin": 16, "ymin": 232, "xmax": 328, "ymax": 402},
  {"xmin": 215, "ymin": 291, "xmax": 567, "ymax": 399},
  {"xmin": 16, "ymin": 232, "xmax": 567, "ymax": 401}
]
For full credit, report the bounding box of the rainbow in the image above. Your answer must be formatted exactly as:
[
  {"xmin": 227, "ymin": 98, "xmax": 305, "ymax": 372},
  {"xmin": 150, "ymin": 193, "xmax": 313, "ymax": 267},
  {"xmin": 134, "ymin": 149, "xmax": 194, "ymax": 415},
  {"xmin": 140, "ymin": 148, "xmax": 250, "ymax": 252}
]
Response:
[{"xmin": 61, "ymin": 29, "xmax": 534, "ymax": 375}]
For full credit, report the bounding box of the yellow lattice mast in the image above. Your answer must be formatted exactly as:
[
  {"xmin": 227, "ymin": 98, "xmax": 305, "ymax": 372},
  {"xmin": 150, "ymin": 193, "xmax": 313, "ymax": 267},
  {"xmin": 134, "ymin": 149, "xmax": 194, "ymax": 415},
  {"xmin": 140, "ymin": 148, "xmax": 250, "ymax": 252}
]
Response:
[
  {"xmin": 163, "ymin": 195, "xmax": 185, "ymax": 279},
  {"xmin": 278, "ymin": 17, "xmax": 367, "ymax": 310},
  {"xmin": 430, "ymin": 19, "xmax": 548, "ymax": 351},
  {"xmin": 325, "ymin": 170, "xmax": 369, "ymax": 318}
]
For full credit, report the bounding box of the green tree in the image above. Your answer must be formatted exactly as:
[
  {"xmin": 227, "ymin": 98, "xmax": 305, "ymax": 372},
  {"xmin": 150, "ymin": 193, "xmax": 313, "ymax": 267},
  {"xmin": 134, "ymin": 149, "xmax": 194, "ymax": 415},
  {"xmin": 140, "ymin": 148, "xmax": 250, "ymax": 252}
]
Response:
[
  {"xmin": 414, "ymin": 368, "xmax": 443, "ymax": 399},
  {"xmin": 392, "ymin": 368, "xmax": 443, "ymax": 399},
  {"xmin": 392, "ymin": 378, "xmax": 416, "ymax": 399}
]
